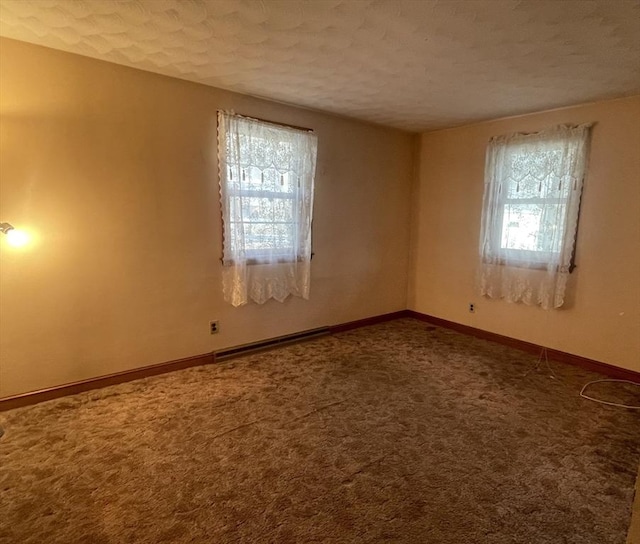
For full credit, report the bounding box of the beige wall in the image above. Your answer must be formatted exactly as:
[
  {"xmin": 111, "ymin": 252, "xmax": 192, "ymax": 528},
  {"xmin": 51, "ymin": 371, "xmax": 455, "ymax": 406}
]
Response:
[
  {"xmin": 409, "ymin": 95, "xmax": 640, "ymax": 372},
  {"xmin": 2, "ymin": 37, "xmax": 637, "ymax": 399},
  {"xmin": 0, "ymin": 38, "xmax": 414, "ymax": 398}
]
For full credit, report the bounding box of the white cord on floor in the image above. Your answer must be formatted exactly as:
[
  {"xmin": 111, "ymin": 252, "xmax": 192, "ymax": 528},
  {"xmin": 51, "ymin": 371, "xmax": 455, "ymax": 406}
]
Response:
[
  {"xmin": 524, "ymin": 347, "xmax": 558, "ymax": 380},
  {"xmin": 580, "ymin": 379, "xmax": 640, "ymax": 410}
]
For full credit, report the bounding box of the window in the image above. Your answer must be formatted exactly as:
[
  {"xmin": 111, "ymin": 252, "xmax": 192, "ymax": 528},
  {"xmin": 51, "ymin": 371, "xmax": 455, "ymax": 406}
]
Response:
[
  {"xmin": 217, "ymin": 111, "xmax": 317, "ymax": 306},
  {"xmin": 478, "ymin": 124, "xmax": 592, "ymax": 309}
]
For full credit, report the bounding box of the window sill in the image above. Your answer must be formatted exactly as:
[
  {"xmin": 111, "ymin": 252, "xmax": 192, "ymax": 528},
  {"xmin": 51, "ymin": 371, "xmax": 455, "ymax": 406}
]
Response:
[
  {"xmin": 483, "ymin": 258, "xmax": 575, "ymax": 273},
  {"xmin": 221, "ymin": 252, "xmax": 314, "ymax": 266}
]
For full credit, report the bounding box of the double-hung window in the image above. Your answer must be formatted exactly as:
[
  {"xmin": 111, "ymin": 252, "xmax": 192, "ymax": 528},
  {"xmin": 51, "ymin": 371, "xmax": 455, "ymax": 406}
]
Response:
[
  {"xmin": 478, "ymin": 124, "xmax": 591, "ymax": 309},
  {"xmin": 217, "ymin": 111, "xmax": 317, "ymax": 306}
]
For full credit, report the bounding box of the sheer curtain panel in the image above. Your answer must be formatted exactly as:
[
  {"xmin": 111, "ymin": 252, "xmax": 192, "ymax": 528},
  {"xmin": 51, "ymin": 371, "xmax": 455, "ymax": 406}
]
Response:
[
  {"xmin": 478, "ymin": 124, "xmax": 592, "ymax": 309},
  {"xmin": 217, "ymin": 111, "xmax": 317, "ymax": 307}
]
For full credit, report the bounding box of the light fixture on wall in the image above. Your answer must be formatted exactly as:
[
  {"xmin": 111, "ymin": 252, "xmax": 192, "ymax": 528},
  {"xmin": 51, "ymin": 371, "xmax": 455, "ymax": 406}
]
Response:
[
  {"xmin": 0, "ymin": 222, "xmax": 28, "ymax": 438},
  {"xmin": 1, "ymin": 222, "xmax": 29, "ymax": 247},
  {"xmin": 0, "ymin": 223, "xmax": 29, "ymax": 438}
]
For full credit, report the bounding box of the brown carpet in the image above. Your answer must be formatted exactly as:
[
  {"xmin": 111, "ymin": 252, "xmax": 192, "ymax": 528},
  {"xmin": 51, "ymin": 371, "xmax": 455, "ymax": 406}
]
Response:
[{"xmin": 1, "ymin": 318, "xmax": 639, "ymax": 544}]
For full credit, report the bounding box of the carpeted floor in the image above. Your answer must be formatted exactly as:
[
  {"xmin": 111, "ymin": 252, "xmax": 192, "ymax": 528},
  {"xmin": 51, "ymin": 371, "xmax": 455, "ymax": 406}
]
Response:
[{"xmin": 1, "ymin": 318, "xmax": 639, "ymax": 544}]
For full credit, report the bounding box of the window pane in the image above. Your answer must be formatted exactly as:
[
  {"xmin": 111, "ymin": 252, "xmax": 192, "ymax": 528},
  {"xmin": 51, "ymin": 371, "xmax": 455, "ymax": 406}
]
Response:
[
  {"xmin": 501, "ymin": 203, "xmax": 566, "ymax": 253},
  {"xmin": 230, "ymin": 196, "xmax": 294, "ymax": 223},
  {"xmin": 239, "ymin": 222, "xmax": 295, "ymax": 251}
]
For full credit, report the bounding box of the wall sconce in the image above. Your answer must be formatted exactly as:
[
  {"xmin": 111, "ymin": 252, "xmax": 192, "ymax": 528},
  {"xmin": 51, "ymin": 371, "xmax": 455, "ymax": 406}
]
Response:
[
  {"xmin": 0, "ymin": 222, "xmax": 29, "ymax": 247},
  {"xmin": 0, "ymin": 221, "xmax": 29, "ymax": 438}
]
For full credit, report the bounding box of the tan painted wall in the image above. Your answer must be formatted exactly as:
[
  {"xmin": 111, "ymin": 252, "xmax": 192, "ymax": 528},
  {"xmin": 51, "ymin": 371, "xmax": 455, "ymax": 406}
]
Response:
[
  {"xmin": 409, "ymin": 95, "xmax": 640, "ymax": 372},
  {"xmin": 0, "ymin": 38, "xmax": 414, "ymax": 397}
]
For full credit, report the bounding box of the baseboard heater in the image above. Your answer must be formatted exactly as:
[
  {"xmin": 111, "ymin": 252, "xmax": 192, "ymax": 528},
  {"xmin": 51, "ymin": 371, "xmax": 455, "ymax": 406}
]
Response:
[{"xmin": 215, "ymin": 326, "xmax": 331, "ymax": 362}]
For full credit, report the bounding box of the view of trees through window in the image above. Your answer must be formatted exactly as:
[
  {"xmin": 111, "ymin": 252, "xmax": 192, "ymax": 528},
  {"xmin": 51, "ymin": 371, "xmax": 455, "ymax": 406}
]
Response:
[{"xmin": 500, "ymin": 203, "xmax": 566, "ymax": 254}]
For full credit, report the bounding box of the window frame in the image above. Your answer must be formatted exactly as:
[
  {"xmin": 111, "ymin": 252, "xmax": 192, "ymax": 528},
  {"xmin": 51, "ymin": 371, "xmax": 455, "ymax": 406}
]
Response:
[
  {"xmin": 225, "ymin": 184, "xmax": 301, "ymax": 265},
  {"xmin": 217, "ymin": 112, "xmax": 317, "ymax": 267},
  {"xmin": 481, "ymin": 129, "xmax": 589, "ymax": 273},
  {"xmin": 491, "ymin": 194, "xmax": 571, "ymax": 270}
]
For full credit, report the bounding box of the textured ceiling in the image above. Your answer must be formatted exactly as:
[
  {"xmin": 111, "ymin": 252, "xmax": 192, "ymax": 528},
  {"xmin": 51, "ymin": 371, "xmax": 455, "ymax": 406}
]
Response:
[{"xmin": 0, "ymin": 0, "xmax": 639, "ymax": 132}]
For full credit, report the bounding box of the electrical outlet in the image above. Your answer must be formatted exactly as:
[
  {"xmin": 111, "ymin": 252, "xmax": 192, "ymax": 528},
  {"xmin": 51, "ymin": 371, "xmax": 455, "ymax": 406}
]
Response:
[
  {"xmin": 469, "ymin": 303, "xmax": 475, "ymax": 313},
  {"xmin": 209, "ymin": 320, "xmax": 220, "ymax": 334}
]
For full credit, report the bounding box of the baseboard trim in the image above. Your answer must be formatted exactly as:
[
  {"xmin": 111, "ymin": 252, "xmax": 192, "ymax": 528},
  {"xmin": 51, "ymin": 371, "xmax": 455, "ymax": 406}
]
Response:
[
  {"xmin": 3, "ymin": 308, "xmax": 637, "ymax": 412},
  {"xmin": 405, "ymin": 310, "xmax": 640, "ymax": 382},
  {"xmin": 0, "ymin": 352, "xmax": 215, "ymax": 412},
  {"xmin": 0, "ymin": 324, "xmax": 344, "ymax": 412},
  {"xmin": 0, "ymin": 312, "xmax": 407, "ymax": 411},
  {"xmin": 329, "ymin": 310, "xmax": 410, "ymax": 334}
]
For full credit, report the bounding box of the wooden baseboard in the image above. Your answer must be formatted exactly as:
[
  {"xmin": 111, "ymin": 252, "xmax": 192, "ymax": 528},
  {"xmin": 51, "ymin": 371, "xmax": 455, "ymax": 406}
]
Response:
[
  {"xmin": 0, "ymin": 312, "xmax": 408, "ymax": 412},
  {"xmin": 329, "ymin": 310, "xmax": 410, "ymax": 333},
  {"xmin": 405, "ymin": 310, "xmax": 640, "ymax": 382},
  {"xmin": 2, "ymin": 308, "xmax": 637, "ymax": 412},
  {"xmin": 0, "ymin": 352, "xmax": 215, "ymax": 412}
]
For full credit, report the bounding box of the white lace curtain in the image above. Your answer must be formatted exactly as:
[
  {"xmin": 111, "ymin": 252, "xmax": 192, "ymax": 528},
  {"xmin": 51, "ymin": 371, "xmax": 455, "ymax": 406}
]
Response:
[
  {"xmin": 217, "ymin": 111, "xmax": 317, "ymax": 307},
  {"xmin": 478, "ymin": 124, "xmax": 592, "ymax": 309}
]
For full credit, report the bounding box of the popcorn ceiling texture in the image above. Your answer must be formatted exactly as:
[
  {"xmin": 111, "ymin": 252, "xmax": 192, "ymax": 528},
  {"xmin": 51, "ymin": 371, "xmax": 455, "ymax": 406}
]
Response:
[
  {"xmin": 0, "ymin": 0, "xmax": 639, "ymax": 131},
  {"xmin": 1, "ymin": 319, "xmax": 639, "ymax": 543}
]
